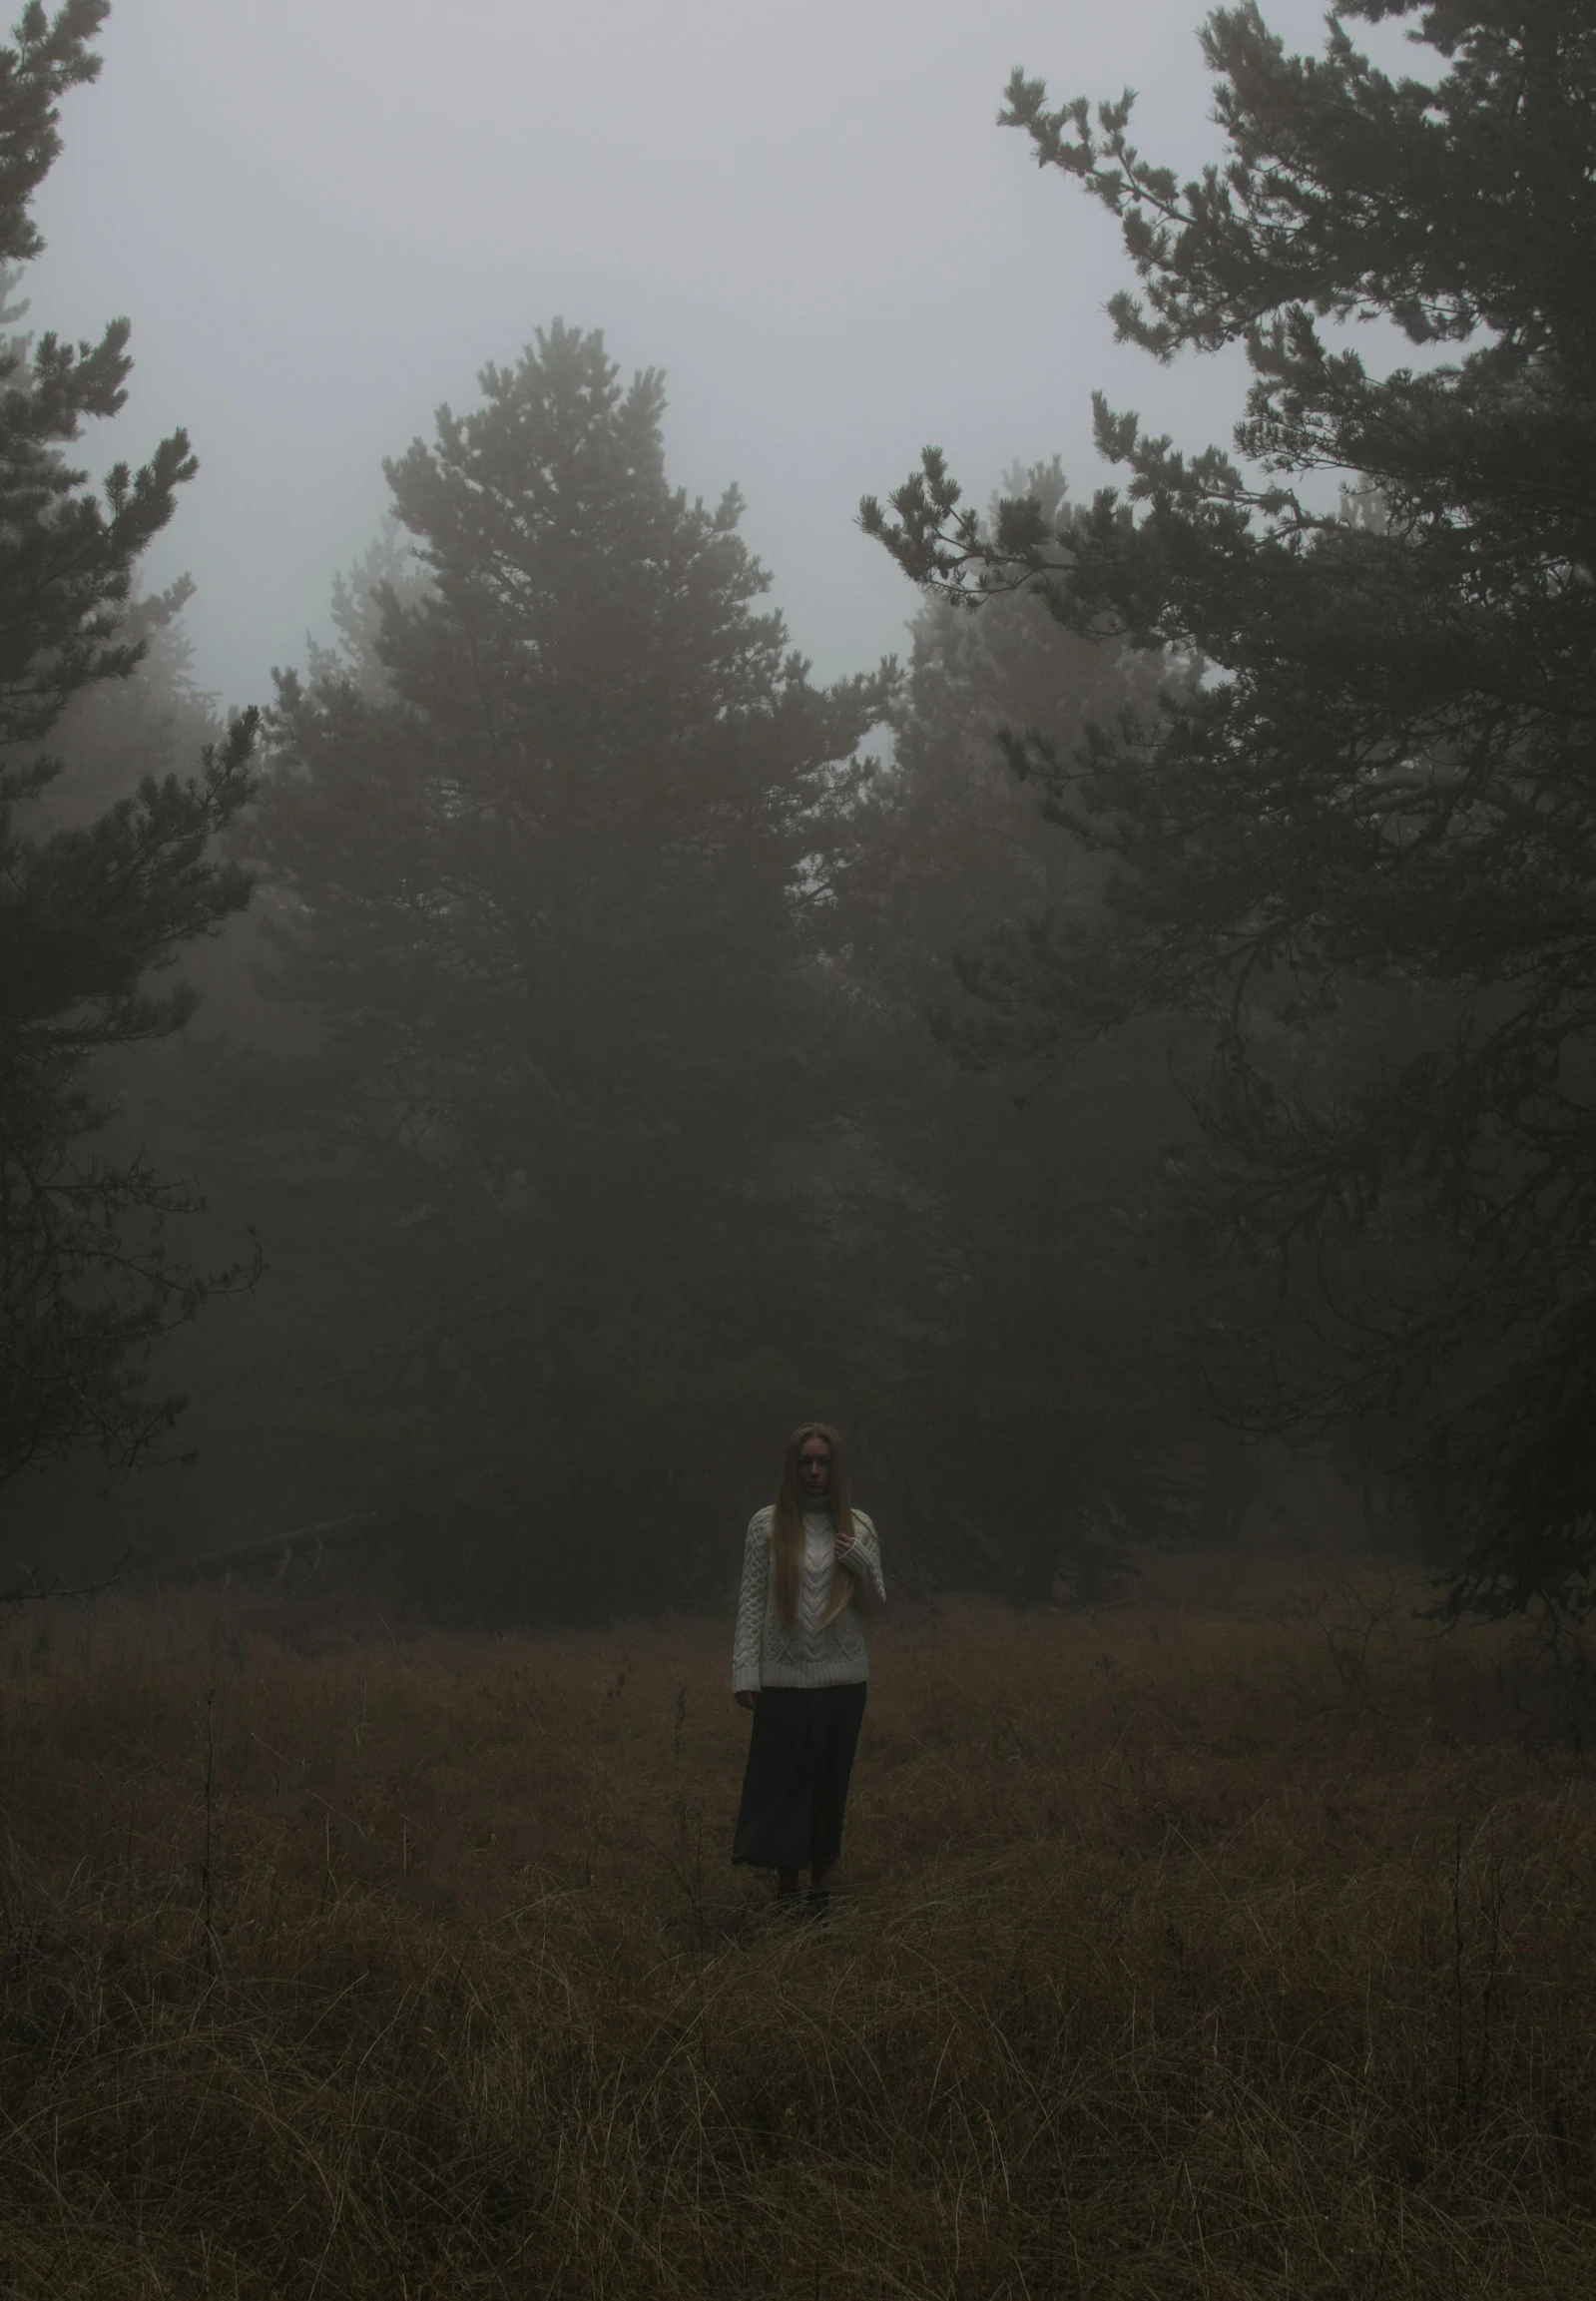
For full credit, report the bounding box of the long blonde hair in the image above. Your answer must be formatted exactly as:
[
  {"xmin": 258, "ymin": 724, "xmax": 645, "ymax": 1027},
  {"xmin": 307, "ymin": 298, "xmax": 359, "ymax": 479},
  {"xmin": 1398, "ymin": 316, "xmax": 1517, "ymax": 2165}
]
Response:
[{"xmin": 772, "ymin": 1421, "xmax": 855, "ymax": 1628}]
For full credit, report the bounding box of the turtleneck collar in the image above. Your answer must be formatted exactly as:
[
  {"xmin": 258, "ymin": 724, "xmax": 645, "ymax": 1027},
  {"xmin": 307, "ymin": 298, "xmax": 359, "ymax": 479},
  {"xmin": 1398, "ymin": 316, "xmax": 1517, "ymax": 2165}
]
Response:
[{"xmin": 798, "ymin": 1493, "xmax": 834, "ymax": 1516}]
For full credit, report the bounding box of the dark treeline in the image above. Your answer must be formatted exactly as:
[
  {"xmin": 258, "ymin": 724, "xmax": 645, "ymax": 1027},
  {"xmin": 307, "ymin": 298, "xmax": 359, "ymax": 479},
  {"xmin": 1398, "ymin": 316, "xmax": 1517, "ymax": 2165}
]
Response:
[{"xmin": 5, "ymin": 0, "xmax": 1592, "ymax": 1621}]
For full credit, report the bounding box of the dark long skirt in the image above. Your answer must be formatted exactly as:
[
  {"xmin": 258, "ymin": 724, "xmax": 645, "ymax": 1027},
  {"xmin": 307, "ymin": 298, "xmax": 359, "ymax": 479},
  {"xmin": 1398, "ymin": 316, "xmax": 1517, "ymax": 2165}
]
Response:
[{"xmin": 732, "ymin": 1682, "xmax": 867, "ymax": 1870}]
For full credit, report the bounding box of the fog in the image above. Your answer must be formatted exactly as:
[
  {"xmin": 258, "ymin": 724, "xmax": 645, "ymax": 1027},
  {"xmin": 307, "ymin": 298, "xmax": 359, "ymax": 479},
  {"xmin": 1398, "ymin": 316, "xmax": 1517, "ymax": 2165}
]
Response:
[
  {"xmin": 29, "ymin": 0, "xmax": 1346, "ymax": 706},
  {"xmin": 5, "ymin": 0, "xmax": 1481, "ymax": 1619},
  {"xmin": 5, "ymin": 11, "xmax": 1594, "ymax": 2285}
]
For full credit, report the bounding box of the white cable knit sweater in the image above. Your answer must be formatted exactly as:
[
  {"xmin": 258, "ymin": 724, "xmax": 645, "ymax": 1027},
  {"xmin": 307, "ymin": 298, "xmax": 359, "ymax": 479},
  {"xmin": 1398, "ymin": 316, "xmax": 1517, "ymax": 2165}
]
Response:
[{"xmin": 731, "ymin": 1504, "xmax": 886, "ymax": 1693}]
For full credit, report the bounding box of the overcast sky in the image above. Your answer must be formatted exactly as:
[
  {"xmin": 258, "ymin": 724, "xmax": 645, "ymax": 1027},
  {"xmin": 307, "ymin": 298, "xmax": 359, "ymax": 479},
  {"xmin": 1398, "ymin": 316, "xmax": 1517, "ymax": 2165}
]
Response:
[{"xmin": 28, "ymin": 0, "xmax": 1404, "ymax": 710}]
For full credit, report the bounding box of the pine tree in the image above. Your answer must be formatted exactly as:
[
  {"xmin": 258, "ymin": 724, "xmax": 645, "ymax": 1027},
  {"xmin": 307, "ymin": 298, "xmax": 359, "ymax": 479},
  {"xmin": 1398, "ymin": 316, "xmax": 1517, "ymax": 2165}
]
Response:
[
  {"xmin": 253, "ymin": 322, "xmax": 890, "ymax": 1607},
  {"xmin": 37, "ymin": 578, "xmax": 223, "ymax": 830},
  {"xmin": 835, "ymin": 461, "xmax": 1220, "ymax": 1596},
  {"xmin": 0, "ymin": 2, "xmax": 257, "ymax": 1484},
  {"xmin": 864, "ymin": 2, "xmax": 1596, "ymax": 1611},
  {"xmin": 843, "ymin": 462, "xmax": 1164, "ymax": 1009}
]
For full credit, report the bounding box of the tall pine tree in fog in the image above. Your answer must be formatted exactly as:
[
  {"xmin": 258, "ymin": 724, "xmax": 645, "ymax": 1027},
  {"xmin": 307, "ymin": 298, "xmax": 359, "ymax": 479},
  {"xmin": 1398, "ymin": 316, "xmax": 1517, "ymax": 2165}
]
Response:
[
  {"xmin": 866, "ymin": 2, "xmax": 1596, "ymax": 1611},
  {"xmin": 844, "ymin": 463, "xmax": 1157, "ymax": 1006},
  {"xmin": 255, "ymin": 323, "xmax": 889, "ymax": 1607},
  {"xmin": 0, "ymin": 2, "xmax": 256, "ymax": 1486},
  {"xmin": 835, "ymin": 463, "xmax": 1220, "ymax": 1599}
]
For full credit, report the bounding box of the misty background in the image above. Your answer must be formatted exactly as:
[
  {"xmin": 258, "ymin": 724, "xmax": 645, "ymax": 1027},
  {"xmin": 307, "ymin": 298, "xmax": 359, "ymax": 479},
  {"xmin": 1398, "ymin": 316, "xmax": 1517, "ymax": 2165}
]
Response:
[
  {"xmin": 29, "ymin": 0, "xmax": 1364, "ymax": 705},
  {"xmin": 4, "ymin": 0, "xmax": 1457, "ymax": 1620},
  {"xmin": 6, "ymin": 10, "xmax": 1596, "ymax": 2286}
]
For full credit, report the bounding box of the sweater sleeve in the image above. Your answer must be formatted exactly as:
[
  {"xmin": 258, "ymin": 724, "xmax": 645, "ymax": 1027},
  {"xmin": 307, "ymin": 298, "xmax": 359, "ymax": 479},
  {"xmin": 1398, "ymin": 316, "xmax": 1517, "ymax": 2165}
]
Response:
[
  {"xmin": 731, "ymin": 1510, "xmax": 771, "ymax": 1693},
  {"xmin": 838, "ymin": 1511, "xmax": 886, "ymax": 1616}
]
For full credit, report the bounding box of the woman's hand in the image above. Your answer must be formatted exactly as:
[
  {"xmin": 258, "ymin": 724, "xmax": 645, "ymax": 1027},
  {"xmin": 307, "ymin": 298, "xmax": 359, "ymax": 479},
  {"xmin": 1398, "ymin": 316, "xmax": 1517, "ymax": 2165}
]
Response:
[
  {"xmin": 734, "ymin": 1689, "xmax": 758, "ymax": 1710},
  {"xmin": 834, "ymin": 1527, "xmax": 855, "ymax": 1561}
]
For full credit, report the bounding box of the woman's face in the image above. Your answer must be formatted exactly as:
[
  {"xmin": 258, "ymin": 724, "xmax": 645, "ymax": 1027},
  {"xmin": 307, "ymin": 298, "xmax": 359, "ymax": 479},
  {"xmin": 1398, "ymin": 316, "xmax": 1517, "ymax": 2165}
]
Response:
[{"xmin": 797, "ymin": 1437, "xmax": 832, "ymax": 1499}]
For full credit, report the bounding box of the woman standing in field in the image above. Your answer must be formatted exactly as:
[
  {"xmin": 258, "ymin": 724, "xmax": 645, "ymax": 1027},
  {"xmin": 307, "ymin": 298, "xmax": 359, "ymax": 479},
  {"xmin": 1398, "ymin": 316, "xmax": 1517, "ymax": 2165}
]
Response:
[{"xmin": 731, "ymin": 1422, "xmax": 886, "ymax": 1908}]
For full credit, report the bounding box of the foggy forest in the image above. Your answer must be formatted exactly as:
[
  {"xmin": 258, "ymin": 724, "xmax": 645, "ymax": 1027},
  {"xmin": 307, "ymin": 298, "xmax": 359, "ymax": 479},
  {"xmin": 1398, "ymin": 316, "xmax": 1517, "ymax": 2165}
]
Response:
[{"xmin": 2, "ymin": 1, "xmax": 1595, "ymax": 2293}]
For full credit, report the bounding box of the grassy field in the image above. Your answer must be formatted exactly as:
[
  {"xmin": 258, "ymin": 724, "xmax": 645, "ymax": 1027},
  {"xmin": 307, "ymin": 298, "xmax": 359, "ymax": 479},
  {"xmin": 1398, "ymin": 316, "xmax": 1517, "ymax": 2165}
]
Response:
[{"xmin": 0, "ymin": 1575, "xmax": 1592, "ymax": 2297}]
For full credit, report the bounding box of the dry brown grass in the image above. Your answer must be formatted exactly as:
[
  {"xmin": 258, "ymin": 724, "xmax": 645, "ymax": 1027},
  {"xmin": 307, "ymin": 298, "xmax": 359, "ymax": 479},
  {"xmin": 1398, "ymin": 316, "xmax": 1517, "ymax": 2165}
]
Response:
[{"xmin": 0, "ymin": 1579, "xmax": 1592, "ymax": 2297}]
